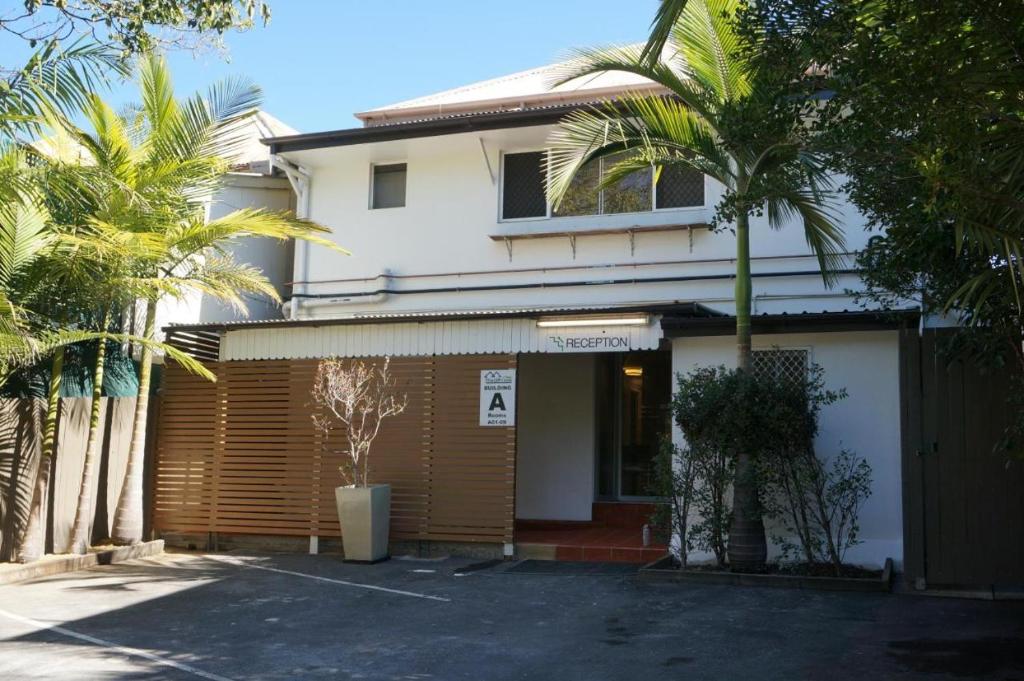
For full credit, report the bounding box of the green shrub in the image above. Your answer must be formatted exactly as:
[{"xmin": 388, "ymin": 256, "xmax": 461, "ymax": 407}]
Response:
[
  {"xmin": 670, "ymin": 362, "xmax": 869, "ymax": 573},
  {"xmin": 650, "ymin": 438, "xmax": 732, "ymax": 567}
]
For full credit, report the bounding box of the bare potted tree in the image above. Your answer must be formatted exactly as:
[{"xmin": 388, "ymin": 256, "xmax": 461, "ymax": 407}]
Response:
[{"xmin": 312, "ymin": 357, "xmax": 407, "ymax": 562}]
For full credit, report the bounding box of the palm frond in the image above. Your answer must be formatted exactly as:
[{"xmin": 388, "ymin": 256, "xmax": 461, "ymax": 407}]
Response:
[
  {"xmin": 547, "ymin": 95, "xmax": 732, "ymax": 208},
  {"xmin": 138, "ymin": 53, "xmax": 178, "ymax": 137},
  {"xmin": 0, "ymin": 39, "xmax": 126, "ymax": 140},
  {"xmin": 640, "ymin": 0, "xmax": 690, "ymax": 66},
  {"xmin": 765, "ymin": 186, "xmax": 846, "ymax": 285},
  {"xmin": 73, "ymin": 94, "xmax": 136, "ymax": 182},
  {"xmin": 0, "ymin": 193, "xmax": 54, "ymax": 288},
  {"xmin": 672, "ymin": 0, "xmax": 750, "ymax": 104},
  {"xmin": 165, "ymin": 209, "xmax": 347, "ymax": 262},
  {"xmin": 0, "ymin": 328, "xmax": 216, "ymax": 388},
  {"xmin": 551, "ymin": 44, "xmax": 721, "ymax": 125}
]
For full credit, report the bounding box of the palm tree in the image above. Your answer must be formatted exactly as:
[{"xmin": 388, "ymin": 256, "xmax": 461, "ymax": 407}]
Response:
[
  {"xmin": 59, "ymin": 55, "xmax": 344, "ymax": 546},
  {"xmin": 546, "ymin": 0, "xmax": 845, "ymax": 571},
  {"xmin": 0, "ymin": 40, "xmax": 126, "ymax": 379},
  {"xmin": 0, "ymin": 41, "xmax": 215, "ymax": 562},
  {"xmin": 0, "ymin": 162, "xmax": 215, "ymax": 561}
]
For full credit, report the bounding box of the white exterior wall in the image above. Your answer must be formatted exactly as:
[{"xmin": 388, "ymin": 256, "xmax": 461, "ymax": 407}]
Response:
[
  {"xmin": 281, "ymin": 125, "xmax": 873, "ymax": 320},
  {"xmin": 671, "ymin": 330, "xmax": 903, "ymax": 569},
  {"xmin": 516, "ymin": 353, "xmax": 596, "ymax": 521},
  {"xmin": 153, "ymin": 175, "xmax": 295, "ymax": 340}
]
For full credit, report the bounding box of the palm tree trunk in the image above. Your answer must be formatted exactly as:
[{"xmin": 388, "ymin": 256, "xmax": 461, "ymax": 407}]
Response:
[
  {"xmin": 68, "ymin": 312, "xmax": 110, "ymax": 554},
  {"xmin": 728, "ymin": 210, "xmax": 768, "ymax": 572},
  {"xmin": 16, "ymin": 347, "xmax": 65, "ymax": 563},
  {"xmin": 111, "ymin": 299, "xmax": 156, "ymax": 545}
]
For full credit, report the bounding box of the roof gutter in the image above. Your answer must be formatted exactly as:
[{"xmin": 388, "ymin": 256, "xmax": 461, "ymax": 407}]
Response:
[
  {"xmin": 164, "ymin": 302, "xmax": 721, "ymax": 334},
  {"xmin": 264, "ymin": 103, "xmax": 615, "ymax": 155}
]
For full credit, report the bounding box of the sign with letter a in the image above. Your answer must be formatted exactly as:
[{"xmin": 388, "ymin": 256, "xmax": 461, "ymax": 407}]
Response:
[{"xmin": 480, "ymin": 369, "xmax": 516, "ymax": 426}]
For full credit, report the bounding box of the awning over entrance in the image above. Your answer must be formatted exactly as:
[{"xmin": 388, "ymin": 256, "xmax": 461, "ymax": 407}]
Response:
[
  {"xmin": 162, "ymin": 303, "xmax": 721, "ymax": 362},
  {"xmin": 221, "ymin": 311, "xmax": 663, "ymax": 361}
]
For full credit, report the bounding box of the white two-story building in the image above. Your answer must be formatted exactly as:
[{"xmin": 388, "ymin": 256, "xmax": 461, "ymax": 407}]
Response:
[{"xmin": 160, "ymin": 60, "xmax": 909, "ymax": 568}]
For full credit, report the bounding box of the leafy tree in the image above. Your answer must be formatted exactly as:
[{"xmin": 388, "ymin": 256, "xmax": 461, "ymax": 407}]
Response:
[
  {"xmin": 1, "ymin": 1, "xmax": 270, "ymax": 56},
  {"xmin": 736, "ymin": 0, "xmax": 1024, "ymax": 452},
  {"xmin": 546, "ymin": 0, "xmax": 845, "ymax": 571}
]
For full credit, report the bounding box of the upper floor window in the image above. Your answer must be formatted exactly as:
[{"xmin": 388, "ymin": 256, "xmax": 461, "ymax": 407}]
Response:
[
  {"xmin": 500, "ymin": 151, "xmax": 704, "ymax": 221},
  {"xmin": 371, "ymin": 163, "xmax": 407, "ymax": 209}
]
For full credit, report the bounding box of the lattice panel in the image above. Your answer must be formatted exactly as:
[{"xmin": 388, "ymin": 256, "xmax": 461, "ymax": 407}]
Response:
[{"xmin": 751, "ymin": 348, "xmax": 809, "ymax": 383}]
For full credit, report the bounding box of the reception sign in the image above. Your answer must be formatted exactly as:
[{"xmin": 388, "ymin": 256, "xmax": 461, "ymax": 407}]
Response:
[{"xmin": 544, "ymin": 331, "xmax": 633, "ymax": 353}]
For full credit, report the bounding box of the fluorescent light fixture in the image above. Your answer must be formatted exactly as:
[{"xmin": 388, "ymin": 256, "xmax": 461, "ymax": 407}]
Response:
[
  {"xmin": 536, "ymin": 313, "xmax": 650, "ymax": 328},
  {"xmin": 623, "ymin": 366, "xmax": 644, "ymax": 377}
]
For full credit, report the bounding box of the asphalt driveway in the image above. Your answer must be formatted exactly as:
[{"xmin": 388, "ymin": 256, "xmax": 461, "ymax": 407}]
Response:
[{"xmin": 0, "ymin": 551, "xmax": 1021, "ymax": 680}]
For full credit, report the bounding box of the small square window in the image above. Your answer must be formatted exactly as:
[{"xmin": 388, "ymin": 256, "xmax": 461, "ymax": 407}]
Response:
[{"xmin": 371, "ymin": 163, "xmax": 406, "ymax": 209}]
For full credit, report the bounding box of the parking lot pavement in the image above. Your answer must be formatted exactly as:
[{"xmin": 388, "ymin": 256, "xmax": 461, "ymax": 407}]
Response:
[{"xmin": 0, "ymin": 551, "xmax": 1022, "ymax": 680}]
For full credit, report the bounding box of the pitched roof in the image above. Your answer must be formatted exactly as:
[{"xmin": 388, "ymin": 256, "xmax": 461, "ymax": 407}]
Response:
[{"xmin": 355, "ymin": 51, "xmax": 665, "ymax": 126}]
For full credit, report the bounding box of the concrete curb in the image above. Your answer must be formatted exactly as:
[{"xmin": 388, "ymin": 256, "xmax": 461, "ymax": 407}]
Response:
[
  {"xmin": 0, "ymin": 540, "xmax": 164, "ymax": 586},
  {"xmin": 639, "ymin": 555, "xmax": 894, "ymax": 593}
]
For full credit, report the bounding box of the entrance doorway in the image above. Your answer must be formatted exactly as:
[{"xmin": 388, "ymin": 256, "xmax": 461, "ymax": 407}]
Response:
[{"xmin": 596, "ymin": 350, "xmax": 672, "ymax": 500}]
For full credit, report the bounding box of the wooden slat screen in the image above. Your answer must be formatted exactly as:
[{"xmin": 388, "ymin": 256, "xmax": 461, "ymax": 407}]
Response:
[
  {"xmin": 164, "ymin": 328, "xmax": 222, "ymax": 362},
  {"xmin": 154, "ymin": 354, "xmax": 516, "ymax": 545}
]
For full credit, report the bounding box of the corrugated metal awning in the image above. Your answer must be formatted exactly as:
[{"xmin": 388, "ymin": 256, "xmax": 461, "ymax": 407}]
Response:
[{"xmin": 220, "ymin": 315, "xmax": 666, "ymax": 361}]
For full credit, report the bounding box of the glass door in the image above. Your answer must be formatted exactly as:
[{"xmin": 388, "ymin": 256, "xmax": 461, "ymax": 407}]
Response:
[{"xmin": 595, "ymin": 351, "xmax": 672, "ymax": 500}]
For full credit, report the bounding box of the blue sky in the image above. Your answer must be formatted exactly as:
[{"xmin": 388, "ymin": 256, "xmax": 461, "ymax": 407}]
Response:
[{"xmin": 1, "ymin": 1, "xmax": 656, "ymax": 133}]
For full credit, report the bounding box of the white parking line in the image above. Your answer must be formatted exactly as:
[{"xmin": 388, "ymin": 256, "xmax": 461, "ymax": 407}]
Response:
[
  {"xmin": 202, "ymin": 554, "xmax": 452, "ymax": 602},
  {"xmin": 0, "ymin": 608, "xmax": 235, "ymax": 681}
]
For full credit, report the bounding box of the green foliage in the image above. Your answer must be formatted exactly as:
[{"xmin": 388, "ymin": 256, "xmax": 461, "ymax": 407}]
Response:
[
  {"xmin": 0, "ymin": 40, "xmax": 126, "ymax": 142},
  {"xmin": 671, "ymin": 362, "xmax": 862, "ymax": 568},
  {"xmin": 547, "ymin": 0, "xmax": 847, "ymax": 283},
  {"xmin": 736, "ymin": 0, "xmax": 1024, "ymax": 454},
  {"xmin": 651, "ymin": 438, "xmax": 733, "ymax": 567},
  {"xmin": 737, "ymin": 364, "xmax": 873, "ymax": 572},
  {"xmin": 673, "ymin": 364, "xmax": 829, "ymax": 462},
  {"xmin": 4, "ymin": 1, "xmax": 270, "ymax": 56},
  {"xmin": 762, "ymin": 448, "xmax": 873, "ymax": 572}
]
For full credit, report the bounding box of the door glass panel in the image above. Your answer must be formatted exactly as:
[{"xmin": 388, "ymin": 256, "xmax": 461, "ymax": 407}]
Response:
[{"xmin": 619, "ymin": 351, "xmax": 671, "ymax": 497}]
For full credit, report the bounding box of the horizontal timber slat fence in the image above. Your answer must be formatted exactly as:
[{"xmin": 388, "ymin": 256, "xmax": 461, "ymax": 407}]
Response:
[{"xmin": 153, "ymin": 355, "xmax": 517, "ymax": 546}]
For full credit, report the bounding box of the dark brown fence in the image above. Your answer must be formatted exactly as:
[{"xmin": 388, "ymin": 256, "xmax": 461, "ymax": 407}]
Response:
[
  {"xmin": 901, "ymin": 328, "xmax": 1024, "ymax": 588},
  {"xmin": 153, "ymin": 355, "xmax": 517, "ymax": 546}
]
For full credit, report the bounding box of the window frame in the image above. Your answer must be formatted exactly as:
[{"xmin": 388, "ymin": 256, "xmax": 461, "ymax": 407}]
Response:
[
  {"xmin": 369, "ymin": 161, "xmax": 408, "ymax": 210},
  {"xmin": 497, "ymin": 148, "xmax": 707, "ymax": 223}
]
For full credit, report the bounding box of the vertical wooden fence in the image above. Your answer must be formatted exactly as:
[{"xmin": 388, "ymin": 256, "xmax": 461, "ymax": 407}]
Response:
[
  {"xmin": 153, "ymin": 355, "xmax": 517, "ymax": 546},
  {"xmin": 901, "ymin": 328, "xmax": 1024, "ymax": 588},
  {"xmin": 0, "ymin": 397, "xmax": 145, "ymax": 560}
]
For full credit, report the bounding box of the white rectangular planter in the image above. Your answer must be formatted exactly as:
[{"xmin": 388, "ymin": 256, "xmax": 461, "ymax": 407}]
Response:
[{"xmin": 335, "ymin": 484, "xmax": 391, "ymax": 562}]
